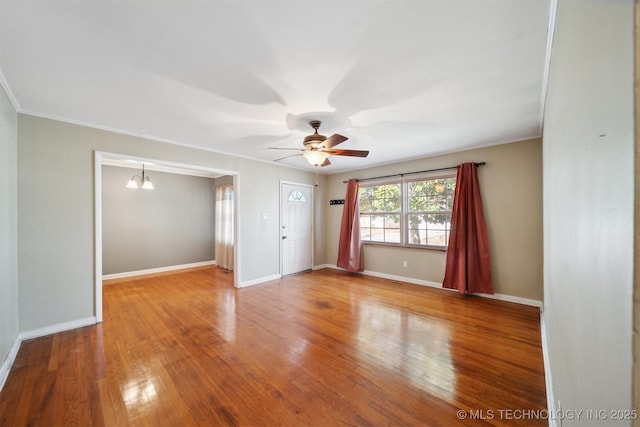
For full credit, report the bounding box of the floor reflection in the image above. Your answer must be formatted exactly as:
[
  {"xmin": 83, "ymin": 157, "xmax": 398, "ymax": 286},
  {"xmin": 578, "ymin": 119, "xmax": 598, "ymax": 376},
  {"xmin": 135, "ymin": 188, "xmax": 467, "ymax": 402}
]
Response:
[
  {"xmin": 217, "ymin": 290, "xmax": 237, "ymax": 343},
  {"xmin": 286, "ymin": 337, "xmax": 309, "ymax": 365},
  {"xmin": 122, "ymin": 376, "xmax": 158, "ymax": 411},
  {"xmin": 357, "ymin": 301, "xmax": 455, "ymax": 396}
]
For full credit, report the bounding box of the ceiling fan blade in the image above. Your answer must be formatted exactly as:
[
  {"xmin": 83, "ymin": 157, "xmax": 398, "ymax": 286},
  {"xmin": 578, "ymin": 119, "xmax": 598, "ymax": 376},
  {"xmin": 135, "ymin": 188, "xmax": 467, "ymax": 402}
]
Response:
[
  {"xmin": 320, "ymin": 158, "xmax": 331, "ymax": 167},
  {"xmin": 323, "ymin": 134, "xmax": 348, "ymax": 149},
  {"xmin": 273, "ymin": 153, "xmax": 302, "ymax": 162},
  {"xmin": 324, "ymin": 149, "xmax": 369, "ymax": 158}
]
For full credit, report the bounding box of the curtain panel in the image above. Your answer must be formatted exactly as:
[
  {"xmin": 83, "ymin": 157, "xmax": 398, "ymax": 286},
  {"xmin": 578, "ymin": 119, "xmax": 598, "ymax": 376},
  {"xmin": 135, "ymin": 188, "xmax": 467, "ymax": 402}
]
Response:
[
  {"xmin": 337, "ymin": 179, "xmax": 364, "ymax": 272},
  {"xmin": 442, "ymin": 163, "xmax": 493, "ymax": 294},
  {"xmin": 215, "ymin": 184, "xmax": 234, "ymax": 271}
]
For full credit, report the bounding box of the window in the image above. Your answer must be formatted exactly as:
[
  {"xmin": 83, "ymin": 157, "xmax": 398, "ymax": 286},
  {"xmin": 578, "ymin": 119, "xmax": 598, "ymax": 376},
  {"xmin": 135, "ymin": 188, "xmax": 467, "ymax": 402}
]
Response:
[
  {"xmin": 288, "ymin": 190, "xmax": 306, "ymax": 202},
  {"xmin": 358, "ymin": 175, "xmax": 455, "ymax": 248},
  {"xmin": 359, "ymin": 183, "xmax": 401, "ymax": 243},
  {"xmin": 406, "ymin": 177, "xmax": 455, "ymax": 247}
]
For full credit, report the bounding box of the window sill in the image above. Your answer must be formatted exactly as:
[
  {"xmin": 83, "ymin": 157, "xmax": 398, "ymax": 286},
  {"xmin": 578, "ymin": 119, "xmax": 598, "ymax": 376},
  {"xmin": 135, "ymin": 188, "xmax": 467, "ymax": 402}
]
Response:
[{"xmin": 362, "ymin": 241, "xmax": 447, "ymax": 252}]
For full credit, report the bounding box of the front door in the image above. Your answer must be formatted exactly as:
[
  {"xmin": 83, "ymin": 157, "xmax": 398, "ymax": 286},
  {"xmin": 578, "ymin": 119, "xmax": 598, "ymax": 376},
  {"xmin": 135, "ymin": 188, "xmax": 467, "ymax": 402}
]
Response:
[{"xmin": 281, "ymin": 183, "xmax": 313, "ymax": 276}]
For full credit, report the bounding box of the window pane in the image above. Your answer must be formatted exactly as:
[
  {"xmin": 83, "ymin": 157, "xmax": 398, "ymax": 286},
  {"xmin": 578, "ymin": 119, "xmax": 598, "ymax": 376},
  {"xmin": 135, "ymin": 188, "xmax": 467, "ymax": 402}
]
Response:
[
  {"xmin": 407, "ymin": 214, "xmax": 451, "ymax": 246},
  {"xmin": 446, "ymin": 194, "xmax": 454, "ymax": 209},
  {"xmin": 407, "ymin": 176, "xmax": 454, "ymax": 247},
  {"xmin": 426, "ymin": 194, "xmax": 446, "ymax": 209},
  {"xmin": 425, "ymin": 219, "xmax": 451, "ymax": 247},
  {"xmin": 408, "ymin": 182, "xmax": 425, "ymax": 212},
  {"xmin": 409, "ymin": 195, "xmax": 427, "ymax": 211},
  {"xmin": 407, "ymin": 214, "xmax": 426, "ymax": 245},
  {"xmin": 385, "ymin": 227, "xmax": 401, "ymax": 243},
  {"xmin": 359, "ymin": 184, "xmax": 402, "ymax": 244},
  {"xmin": 383, "ymin": 197, "xmax": 400, "ymax": 212},
  {"xmin": 288, "ymin": 190, "xmax": 306, "ymax": 202},
  {"xmin": 385, "ymin": 214, "xmax": 400, "ymax": 227},
  {"xmin": 359, "ymin": 212, "xmax": 400, "ymax": 244},
  {"xmin": 369, "ymin": 228, "xmax": 385, "ymax": 242},
  {"xmin": 359, "ymin": 184, "xmax": 401, "ymax": 213},
  {"xmin": 426, "ymin": 212, "xmax": 450, "ymax": 225},
  {"xmin": 360, "ymin": 198, "xmax": 372, "ymax": 213},
  {"xmin": 359, "ymin": 186, "xmax": 373, "ymax": 200}
]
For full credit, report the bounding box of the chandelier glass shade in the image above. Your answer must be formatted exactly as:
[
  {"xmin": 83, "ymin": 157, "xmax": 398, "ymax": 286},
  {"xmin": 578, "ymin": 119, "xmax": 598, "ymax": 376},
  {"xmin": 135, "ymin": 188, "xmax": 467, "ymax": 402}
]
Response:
[{"xmin": 126, "ymin": 164, "xmax": 154, "ymax": 190}]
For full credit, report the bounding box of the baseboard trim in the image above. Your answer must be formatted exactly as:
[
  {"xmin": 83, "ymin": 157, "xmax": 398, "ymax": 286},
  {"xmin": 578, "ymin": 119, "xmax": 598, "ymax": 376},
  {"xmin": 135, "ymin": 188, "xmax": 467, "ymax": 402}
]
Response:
[
  {"xmin": 0, "ymin": 335, "xmax": 21, "ymax": 393},
  {"xmin": 0, "ymin": 316, "xmax": 98, "ymax": 395},
  {"xmin": 20, "ymin": 317, "xmax": 97, "ymax": 341},
  {"xmin": 362, "ymin": 268, "xmax": 443, "ymax": 288},
  {"xmin": 102, "ymin": 260, "xmax": 216, "ymax": 283},
  {"xmin": 323, "ymin": 265, "xmax": 543, "ymax": 308},
  {"xmin": 472, "ymin": 291, "xmax": 543, "ymax": 308},
  {"xmin": 238, "ymin": 274, "xmax": 281, "ymax": 288},
  {"xmin": 540, "ymin": 311, "xmax": 557, "ymax": 426}
]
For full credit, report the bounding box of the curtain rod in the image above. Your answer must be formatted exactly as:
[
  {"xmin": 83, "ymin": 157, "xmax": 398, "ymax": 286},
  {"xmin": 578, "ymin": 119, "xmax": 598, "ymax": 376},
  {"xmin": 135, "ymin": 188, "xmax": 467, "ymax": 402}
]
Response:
[{"xmin": 342, "ymin": 162, "xmax": 486, "ymax": 184}]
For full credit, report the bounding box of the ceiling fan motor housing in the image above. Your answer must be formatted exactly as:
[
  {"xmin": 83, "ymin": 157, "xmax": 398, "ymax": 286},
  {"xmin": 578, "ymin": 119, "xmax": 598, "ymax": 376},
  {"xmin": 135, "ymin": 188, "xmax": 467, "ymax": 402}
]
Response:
[
  {"xmin": 303, "ymin": 134, "xmax": 326, "ymax": 148},
  {"xmin": 303, "ymin": 120, "xmax": 326, "ymax": 149}
]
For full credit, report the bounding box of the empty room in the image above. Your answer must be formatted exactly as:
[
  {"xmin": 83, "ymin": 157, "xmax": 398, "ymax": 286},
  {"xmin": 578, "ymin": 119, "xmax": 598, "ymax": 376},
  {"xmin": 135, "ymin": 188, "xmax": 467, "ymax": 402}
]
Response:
[{"xmin": 0, "ymin": 0, "xmax": 636, "ymax": 426}]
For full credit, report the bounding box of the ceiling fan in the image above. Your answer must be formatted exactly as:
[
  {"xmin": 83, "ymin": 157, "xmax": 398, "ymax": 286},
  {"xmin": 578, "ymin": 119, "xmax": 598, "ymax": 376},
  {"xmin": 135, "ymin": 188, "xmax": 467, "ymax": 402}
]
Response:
[{"xmin": 269, "ymin": 120, "xmax": 369, "ymax": 167}]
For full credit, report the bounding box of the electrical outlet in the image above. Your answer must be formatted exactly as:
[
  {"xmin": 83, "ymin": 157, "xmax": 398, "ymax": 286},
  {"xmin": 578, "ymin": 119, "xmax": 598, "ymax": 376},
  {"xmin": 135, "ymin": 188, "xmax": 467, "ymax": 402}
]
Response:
[{"xmin": 402, "ymin": 260, "xmax": 408, "ymax": 268}]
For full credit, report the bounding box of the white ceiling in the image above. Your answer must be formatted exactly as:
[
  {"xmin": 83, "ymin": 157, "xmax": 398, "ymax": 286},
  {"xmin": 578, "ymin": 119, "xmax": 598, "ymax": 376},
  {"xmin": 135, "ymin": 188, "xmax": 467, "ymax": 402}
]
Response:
[{"xmin": 0, "ymin": 0, "xmax": 551, "ymax": 174}]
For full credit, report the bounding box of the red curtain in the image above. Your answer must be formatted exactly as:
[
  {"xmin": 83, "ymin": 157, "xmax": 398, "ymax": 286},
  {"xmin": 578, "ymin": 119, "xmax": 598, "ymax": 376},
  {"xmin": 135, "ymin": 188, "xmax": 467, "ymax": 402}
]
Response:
[
  {"xmin": 337, "ymin": 179, "xmax": 364, "ymax": 272},
  {"xmin": 443, "ymin": 163, "xmax": 493, "ymax": 294}
]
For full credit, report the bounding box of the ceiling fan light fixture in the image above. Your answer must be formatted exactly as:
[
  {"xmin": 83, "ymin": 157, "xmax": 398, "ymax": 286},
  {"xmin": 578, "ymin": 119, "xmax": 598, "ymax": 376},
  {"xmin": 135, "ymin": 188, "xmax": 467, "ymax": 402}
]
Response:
[{"xmin": 303, "ymin": 150, "xmax": 330, "ymax": 167}]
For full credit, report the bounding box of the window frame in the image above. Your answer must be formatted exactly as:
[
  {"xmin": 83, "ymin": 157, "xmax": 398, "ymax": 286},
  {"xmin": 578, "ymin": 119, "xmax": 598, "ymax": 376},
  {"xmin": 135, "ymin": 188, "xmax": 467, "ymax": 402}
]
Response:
[
  {"xmin": 358, "ymin": 179, "xmax": 403, "ymax": 245},
  {"xmin": 357, "ymin": 172, "xmax": 456, "ymax": 250}
]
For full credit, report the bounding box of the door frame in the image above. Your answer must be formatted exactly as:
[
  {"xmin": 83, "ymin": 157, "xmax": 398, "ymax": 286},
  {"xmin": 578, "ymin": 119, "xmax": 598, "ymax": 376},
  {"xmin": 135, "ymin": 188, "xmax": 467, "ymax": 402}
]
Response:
[
  {"xmin": 94, "ymin": 151, "xmax": 240, "ymax": 322},
  {"xmin": 279, "ymin": 180, "xmax": 314, "ymax": 276}
]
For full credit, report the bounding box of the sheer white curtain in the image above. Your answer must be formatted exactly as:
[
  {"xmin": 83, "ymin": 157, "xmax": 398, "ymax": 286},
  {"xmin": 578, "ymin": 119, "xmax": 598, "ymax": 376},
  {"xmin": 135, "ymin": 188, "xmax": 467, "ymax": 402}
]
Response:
[{"xmin": 215, "ymin": 184, "xmax": 234, "ymax": 271}]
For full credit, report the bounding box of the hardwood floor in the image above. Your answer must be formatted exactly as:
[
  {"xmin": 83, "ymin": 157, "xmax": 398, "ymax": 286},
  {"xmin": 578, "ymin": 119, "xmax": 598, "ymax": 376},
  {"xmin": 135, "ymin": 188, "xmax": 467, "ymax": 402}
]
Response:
[{"xmin": 0, "ymin": 267, "xmax": 546, "ymax": 426}]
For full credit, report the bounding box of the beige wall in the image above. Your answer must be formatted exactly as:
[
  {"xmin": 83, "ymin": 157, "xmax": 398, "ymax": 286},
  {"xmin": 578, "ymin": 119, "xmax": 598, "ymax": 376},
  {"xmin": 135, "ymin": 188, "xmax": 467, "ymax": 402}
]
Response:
[
  {"xmin": 17, "ymin": 114, "xmax": 321, "ymax": 331},
  {"xmin": 543, "ymin": 0, "xmax": 634, "ymax": 422},
  {"xmin": 324, "ymin": 138, "xmax": 543, "ymax": 301},
  {"xmin": 102, "ymin": 166, "xmax": 216, "ymax": 275}
]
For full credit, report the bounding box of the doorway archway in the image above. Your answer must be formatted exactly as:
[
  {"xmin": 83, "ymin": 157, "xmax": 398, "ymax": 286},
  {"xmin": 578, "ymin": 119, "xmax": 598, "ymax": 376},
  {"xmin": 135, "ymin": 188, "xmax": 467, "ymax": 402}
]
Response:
[{"xmin": 94, "ymin": 151, "xmax": 239, "ymax": 322}]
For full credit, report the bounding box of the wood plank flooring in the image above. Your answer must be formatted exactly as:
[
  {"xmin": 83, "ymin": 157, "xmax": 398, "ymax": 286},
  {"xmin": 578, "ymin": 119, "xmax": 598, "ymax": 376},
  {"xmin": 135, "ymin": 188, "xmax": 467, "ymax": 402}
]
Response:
[{"xmin": 0, "ymin": 267, "xmax": 547, "ymax": 426}]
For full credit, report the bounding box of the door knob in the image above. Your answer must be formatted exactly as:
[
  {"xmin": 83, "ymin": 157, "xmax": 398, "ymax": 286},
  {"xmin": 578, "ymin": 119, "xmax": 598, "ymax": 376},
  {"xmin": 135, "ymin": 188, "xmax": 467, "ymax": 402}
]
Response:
[{"xmin": 282, "ymin": 236, "xmax": 287, "ymax": 239}]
